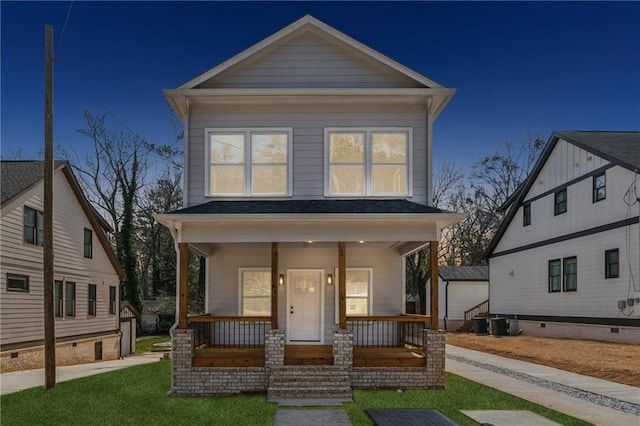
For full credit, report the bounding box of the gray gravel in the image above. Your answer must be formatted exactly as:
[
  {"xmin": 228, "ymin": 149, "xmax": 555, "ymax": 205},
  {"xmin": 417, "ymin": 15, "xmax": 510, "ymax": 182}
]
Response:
[{"xmin": 447, "ymin": 354, "xmax": 640, "ymax": 416}]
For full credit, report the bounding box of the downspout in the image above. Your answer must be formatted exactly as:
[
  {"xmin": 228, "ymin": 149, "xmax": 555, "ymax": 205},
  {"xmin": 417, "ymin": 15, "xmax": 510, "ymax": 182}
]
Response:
[
  {"xmin": 444, "ymin": 279, "xmax": 449, "ymax": 331},
  {"xmin": 168, "ymin": 220, "xmax": 181, "ymax": 332},
  {"xmin": 426, "ymin": 97, "xmax": 434, "ymax": 206},
  {"xmin": 182, "ymin": 96, "xmax": 190, "ymax": 207}
]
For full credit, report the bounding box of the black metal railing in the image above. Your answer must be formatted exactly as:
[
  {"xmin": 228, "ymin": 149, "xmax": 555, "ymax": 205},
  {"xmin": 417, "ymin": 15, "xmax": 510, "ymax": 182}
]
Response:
[
  {"xmin": 347, "ymin": 315, "xmax": 429, "ymax": 349},
  {"xmin": 188, "ymin": 315, "xmax": 271, "ymax": 349}
]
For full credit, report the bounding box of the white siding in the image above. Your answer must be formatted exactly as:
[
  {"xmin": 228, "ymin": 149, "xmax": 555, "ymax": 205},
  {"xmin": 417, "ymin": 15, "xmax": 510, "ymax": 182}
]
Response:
[
  {"xmin": 208, "ymin": 242, "xmax": 402, "ymax": 344},
  {"xmin": 197, "ymin": 32, "xmax": 423, "ymax": 89},
  {"xmin": 446, "ymin": 281, "xmax": 489, "ymax": 321},
  {"xmin": 188, "ymin": 103, "xmax": 428, "ymax": 206},
  {"xmin": 490, "ymin": 226, "xmax": 639, "ymax": 319},
  {"xmin": 1, "ymin": 170, "xmax": 120, "ymax": 347}
]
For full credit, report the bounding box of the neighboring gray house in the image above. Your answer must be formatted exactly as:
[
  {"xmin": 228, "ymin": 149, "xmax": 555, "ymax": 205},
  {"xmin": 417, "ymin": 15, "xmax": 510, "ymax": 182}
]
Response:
[
  {"xmin": 155, "ymin": 15, "xmax": 464, "ymax": 398},
  {"xmin": 0, "ymin": 161, "xmax": 125, "ymax": 372},
  {"xmin": 426, "ymin": 266, "xmax": 489, "ymax": 331},
  {"xmin": 487, "ymin": 131, "xmax": 640, "ymax": 344}
]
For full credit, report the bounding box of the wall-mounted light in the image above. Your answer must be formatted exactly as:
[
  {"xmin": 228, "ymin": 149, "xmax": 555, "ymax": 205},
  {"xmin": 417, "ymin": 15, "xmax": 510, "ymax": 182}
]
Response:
[
  {"xmin": 327, "ymin": 274, "xmax": 333, "ymax": 286},
  {"xmin": 279, "ymin": 274, "xmax": 285, "ymax": 286}
]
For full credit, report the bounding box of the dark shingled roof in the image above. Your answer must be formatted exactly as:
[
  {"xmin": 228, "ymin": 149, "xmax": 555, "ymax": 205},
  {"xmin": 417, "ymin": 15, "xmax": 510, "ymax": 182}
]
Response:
[
  {"xmin": 1, "ymin": 160, "xmax": 66, "ymax": 206},
  {"xmin": 439, "ymin": 265, "xmax": 488, "ymax": 281},
  {"xmin": 168, "ymin": 199, "xmax": 449, "ymax": 215},
  {"xmin": 556, "ymin": 131, "xmax": 640, "ymax": 171}
]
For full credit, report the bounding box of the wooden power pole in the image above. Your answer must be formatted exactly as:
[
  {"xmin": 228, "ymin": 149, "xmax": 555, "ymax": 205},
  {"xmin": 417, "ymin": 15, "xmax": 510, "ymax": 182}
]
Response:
[{"xmin": 43, "ymin": 24, "xmax": 56, "ymax": 389}]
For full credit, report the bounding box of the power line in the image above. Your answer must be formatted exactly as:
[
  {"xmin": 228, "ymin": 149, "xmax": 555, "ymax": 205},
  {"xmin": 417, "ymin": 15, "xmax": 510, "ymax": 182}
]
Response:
[{"xmin": 56, "ymin": 0, "xmax": 74, "ymax": 57}]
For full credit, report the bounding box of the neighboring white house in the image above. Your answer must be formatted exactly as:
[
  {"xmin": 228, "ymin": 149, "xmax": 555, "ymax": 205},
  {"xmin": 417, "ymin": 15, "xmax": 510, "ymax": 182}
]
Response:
[
  {"xmin": 120, "ymin": 302, "xmax": 140, "ymax": 356},
  {"xmin": 487, "ymin": 131, "xmax": 640, "ymax": 344},
  {"xmin": 155, "ymin": 15, "xmax": 464, "ymax": 398},
  {"xmin": 425, "ymin": 266, "xmax": 489, "ymax": 331},
  {"xmin": 0, "ymin": 161, "xmax": 125, "ymax": 372}
]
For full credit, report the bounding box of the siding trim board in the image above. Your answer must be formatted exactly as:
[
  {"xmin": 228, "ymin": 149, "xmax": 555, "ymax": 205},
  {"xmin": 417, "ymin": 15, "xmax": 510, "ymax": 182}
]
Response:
[
  {"xmin": 522, "ymin": 164, "xmax": 614, "ymax": 205},
  {"xmin": 492, "ymin": 314, "xmax": 640, "ymax": 327},
  {"xmin": 490, "ymin": 217, "xmax": 639, "ymax": 258}
]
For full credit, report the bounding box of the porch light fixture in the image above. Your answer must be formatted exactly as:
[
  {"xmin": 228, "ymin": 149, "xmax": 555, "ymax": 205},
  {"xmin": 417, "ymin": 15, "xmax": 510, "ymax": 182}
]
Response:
[
  {"xmin": 279, "ymin": 274, "xmax": 285, "ymax": 286},
  {"xmin": 327, "ymin": 274, "xmax": 333, "ymax": 286}
]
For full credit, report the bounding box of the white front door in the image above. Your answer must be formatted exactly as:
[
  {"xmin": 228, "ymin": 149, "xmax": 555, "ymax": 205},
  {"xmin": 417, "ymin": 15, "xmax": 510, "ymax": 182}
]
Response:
[{"xmin": 287, "ymin": 269, "xmax": 324, "ymax": 343}]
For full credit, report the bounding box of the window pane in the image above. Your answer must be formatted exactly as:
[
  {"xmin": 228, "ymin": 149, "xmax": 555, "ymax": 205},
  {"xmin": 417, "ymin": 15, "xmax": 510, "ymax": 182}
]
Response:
[
  {"xmin": 109, "ymin": 286, "xmax": 116, "ymax": 315},
  {"xmin": 242, "ymin": 272, "xmax": 271, "ymax": 297},
  {"xmin": 372, "ymin": 132, "xmax": 406, "ymax": 163},
  {"xmin": 347, "ymin": 298, "xmax": 368, "ymax": 315},
  {"xmin": 24, "ymin": 208, "xmax": 35, "ymax": 244},
  {"xmin": 84, "ymin": 229, "xmax": 93, "ymax": 258},
  {"xmin": 330, "ymin": 133, "xmax": 364, "ymax": 163},
  {"xmin": 372, "ymin": 165, "xmax": 407, "ymax": 194},
  {"xmin": 549, "ymin": 260, "xmax": 561, "ymax": 292},
  {"xmin": 252, "ymin": 165, "xmax": 287, "ymax": 194},
  {"xmin": 55, "ymin": 281, "xmax": 63, "ymax": 317},
  {"xmin": 66, "ymin": 283, "xmax": 75, "ymax": 317},
  {"xmin": 7, "ymin": 275, "xmax": 28, "ymax": 291},
  {"xmin": 242, "ymin": 297, "xmax": 270, "ymax": 316},
  {"xmin": 37, "ymin": 212, "xmax": 44, "ymax": 246},
  {"xmin": 210, "ymin": 134, "xmax": 244, "ymax": 164},
  {"xmin": 330, "ymin": 165, "xmax": 364, "ymax": 194},
  {"xmin": 564, "ymin": 257, "xmax": 577, "ymax": 291},
  {"xmin": 252, "ymin": 133, "xmax": 287, "ymax": 163},
  {"xmin": 210, "ymin": 165, "xmax": 244, "ymax": 194}
]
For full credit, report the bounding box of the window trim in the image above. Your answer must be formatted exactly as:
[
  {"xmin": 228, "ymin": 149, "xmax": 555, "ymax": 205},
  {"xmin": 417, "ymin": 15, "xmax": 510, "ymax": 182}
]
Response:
[
  {"xmin": 554, "ymin": 189, "xmax": 567, "ymax": 216},
  {"xmin": 109, "ymin": 286, "xmax": 117, "ymax": 315},
  {"xmin": 563, "ymin": 256, "xmax": 578, "ymax": 292},
  {"xmin": 237, "ymin": 267, "xmax": 272, "ymax": 317},
  {"xmin": 593, "ymin": 172, "xmax": 606, "ymax": 203},
  {"xmin": 605, "ymin": 249, "xmax": 619, "ymax": 279},
  {"xmin": 334, "ymin": 267, "xmax": 374, "ymax": 323},
  {"xmin": 65, "ymin": 282, "xmax": 76, "ymax": 317},
  {"xmin": 324, "ymin": 127, "xmax": 413, "ymax": 198},
  {"xmin": 204, "ymin": 128, "xmax": 293, "ymax": 197},
  {"xmin": 523, "ymin": 203, "xmax": 531, "ymax": 227},
  {"xmin": 6, "ymin": 273, "xmax": 30, "ymax": 292},
  {"xmin": 88, "ymin": 284, "xmax": 97, "ymax": 316},
  {"xmin": 548, "ymin": 259, "xmax": 561, "ymax": 293},
  {"xmin": 23, "ymin": 206, "xmax": 44, "ymax": 246},
  {"xmin": 84, "ymin": 228, "xmax": 93, "ymax": 259}
]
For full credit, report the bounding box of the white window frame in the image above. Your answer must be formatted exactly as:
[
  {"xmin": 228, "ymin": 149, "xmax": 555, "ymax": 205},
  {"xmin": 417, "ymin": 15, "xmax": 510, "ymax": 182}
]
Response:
[
  {"xmin": 334, "ymin": 267, "xmax": 373, "ymax": 323},
  {"xmin": 238, "ymin": 267, "xmax": 272, "ymax": 317},
  {"xmin": 205, "ymin": 128, "xmax": 293, "ymax": 197},
  {"xmin": 324, "ymin": 127, "xmax": 413, "ymax": 198}
]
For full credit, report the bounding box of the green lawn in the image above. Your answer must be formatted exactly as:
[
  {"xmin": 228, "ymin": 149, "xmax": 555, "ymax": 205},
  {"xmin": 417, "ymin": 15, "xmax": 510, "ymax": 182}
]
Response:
[
  {"xmin": 135, "ymin": 335, "xmax": 171, "ymax": 354},
  {"xmin": 0, "ymin": 361, "xmax": 589, "ymax": 426}
]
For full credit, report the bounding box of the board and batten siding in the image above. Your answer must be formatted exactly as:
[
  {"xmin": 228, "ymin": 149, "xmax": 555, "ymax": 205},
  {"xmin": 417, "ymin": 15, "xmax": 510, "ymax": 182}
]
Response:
[
  {"xmin": 0, "ymin": 170, "xmax": 120, "ymax": 348},
  {"xmin": 207, "ymin": 242, "xmax": 402, "ymax": 344},
  {"xmin": 188, "ymin": 103, "xmax": 429, "ymax": 206},
  {"xmin": 494, "ymin": 162, "xmax": 634, "ymax": 254},
  {"xmin": 196, "ymin": 32, "xmax": 424, "ymax": 89},
  {"xmin": 490, "ymin": 226, "xmax": 639, "ymax": 319}
]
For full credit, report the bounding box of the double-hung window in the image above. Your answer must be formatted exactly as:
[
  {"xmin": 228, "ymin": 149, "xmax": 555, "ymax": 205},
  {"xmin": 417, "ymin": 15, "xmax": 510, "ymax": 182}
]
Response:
[
  {"xmin": 24, "ymin": 206, "xmax": 44, "ymax": 246},
  {"xmin": 54, "ymin": 281, "xmax": 63, "ymax": 317},
  {"xmin": 554, "ymin": 189, "xmax": 567, "ymax": 215},
  {"xmin": 548, "ymin": 260, "xmax": 561, "ymax": 293},
  {"xmin": 206, "ymin": 129, "xmax": 291, "ymax": 197},
  {"xmin": 593, "ymin": 173, "xmax": 606, "ymax": 202},
  {"xmin": 88, "ymin": 284, "xmax": 97, "ymax": 316},
  {"xmin": 605, "ymin": 249, "xmax": 619, "ymax": 279},
  {"xmin": 84, "ymin": 228, "xmax": 93, "ymax": 258},
  {"xmin": 325, "ymin": 128, "xmax": 411, "ymax": 197},
  {"xmin": 109, "ymin": 286, "xmax": 117, "ymax": 315},
  {"xmin": 523, "ymin": 203, "xmax": 531, "ymax": 226},
  {"xmin": 65, "ymin": 282, "xmax": 76, "ymax": 317},
  {"xmin": 238, "ymin": 268, "xmax": 271, "ymax": 316},
  {"xmin": 335, "ymin": 268, "xmax": 373, "ymax": 321},
  {"xmin": 563, "ymin": 257, "xmax": 577, "ymax": 292}
]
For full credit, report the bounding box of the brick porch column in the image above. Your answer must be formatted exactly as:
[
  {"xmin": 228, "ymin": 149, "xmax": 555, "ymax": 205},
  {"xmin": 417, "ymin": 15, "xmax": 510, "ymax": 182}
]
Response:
[
  {"xmin": 170, "ymin": 328, "xmax": 193, "ymax": 395},
  {"xmin": 333, "ymin": 329, "xmax": 353, "ymax": 367},
  {"xmin": 265, "ymin": 329, "xmax": 285, "ymax": 368},
  {"xmin": 423, "ymin": 329, "xmax": 445, "ymax": 388}
]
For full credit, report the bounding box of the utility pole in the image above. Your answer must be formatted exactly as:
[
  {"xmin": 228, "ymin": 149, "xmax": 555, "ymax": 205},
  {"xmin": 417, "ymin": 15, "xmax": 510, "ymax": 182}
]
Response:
[{"xmin": 43, "ymin": 24, "xmax": 56, "ymax": 389}]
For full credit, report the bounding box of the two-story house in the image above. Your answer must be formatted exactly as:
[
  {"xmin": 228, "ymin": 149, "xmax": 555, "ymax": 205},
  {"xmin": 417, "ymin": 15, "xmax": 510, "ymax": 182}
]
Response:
[
  {"xmin": 1, "ymin": 161, "xmax": 125, "ymax": 372},
  {"xmin": 155, "ymin": 15, "xmax": 463, "ymax": 399},
  {"xmin": 487, "ymin": 131, "xmax": 640, "ymax": 344}
]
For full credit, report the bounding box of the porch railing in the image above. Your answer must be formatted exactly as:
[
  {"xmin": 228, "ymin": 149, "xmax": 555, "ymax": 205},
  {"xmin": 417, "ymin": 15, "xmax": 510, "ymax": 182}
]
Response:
[
  {"xmin": 188, "ymin": 315, "xmax": 271, "ymax": 349},
  {"xmin": 347, "ymin": 315, "xmax": 430, "ymax": 349},
  {"xmin": 463, "ymin": 299, "xmax": 489, "ymax": 325}
]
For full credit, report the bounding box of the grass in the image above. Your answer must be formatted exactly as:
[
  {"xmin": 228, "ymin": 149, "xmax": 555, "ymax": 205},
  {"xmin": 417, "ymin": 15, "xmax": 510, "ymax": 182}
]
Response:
[
  {"xmin": 0, "ymin": 362, "xmax": 590, "ymax": 426},
  {"xmin": 135, "ymin": 334, "xmax": 171, "ymax": 354}
]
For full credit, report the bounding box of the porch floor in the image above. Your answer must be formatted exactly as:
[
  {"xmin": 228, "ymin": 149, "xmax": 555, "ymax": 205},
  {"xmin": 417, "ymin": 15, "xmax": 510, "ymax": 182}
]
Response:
[
  {"xmin": 193, "ymin": 347, "xmax": 265, "ymax": 367},
  {"xmin": 353, "ymin": 347, "xmax": 425, "ymax": 367}
]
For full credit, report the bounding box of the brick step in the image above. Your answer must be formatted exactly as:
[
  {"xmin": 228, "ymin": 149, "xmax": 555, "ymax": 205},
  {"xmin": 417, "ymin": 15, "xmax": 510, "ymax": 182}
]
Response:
[
  {"xmin": 267, "ymin": 388, "xmax": 352, "ymax": 399},
  {"xmin": 269, "ymin": 380, "xmax": 350, "ymax": 388}
]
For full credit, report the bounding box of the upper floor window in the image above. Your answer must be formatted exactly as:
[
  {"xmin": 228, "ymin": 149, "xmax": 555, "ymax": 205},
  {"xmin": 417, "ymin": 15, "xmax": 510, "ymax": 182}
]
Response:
[
  {"xmin": 605, "ymin": 249, "xmax": 619, "ymax": 279},
  {"xmin": 84, "ymin": 228, "xmax": 93, "ymax": 258},
  {"xmin": 88, "ymin": 284, "xmax": 97, "ymax": 316},
  {"xmin": 325, "ymin": 128, "xmax": 411, "ymax": 197},
  {"xmin": 523, "ymin": 203, "xmax": 531, "ymax": 226},
  {"xmin": 24, "ymin": 206, "xmax": 44, "ymax": 246},
  {"xmin": 554, "ymin": 189, "xmax": 567, "ymax": 216},
  {"xmin": 593, "ymin": 173, "xmax": 606, "ymax": 202},
  {"xmin": 238, "ymin": 268, "xmax": 271, "ymax": 316},
  {"xmin": 205, "ymin": 128, "xmax": 292, "ymax": 197},
  {"xmin": 109, "ymin": 286, "xmax": 117, "ymax": 315},
  {"xmin": 6, "ymin": 273, "xmax": 29, "ymax": 292}
]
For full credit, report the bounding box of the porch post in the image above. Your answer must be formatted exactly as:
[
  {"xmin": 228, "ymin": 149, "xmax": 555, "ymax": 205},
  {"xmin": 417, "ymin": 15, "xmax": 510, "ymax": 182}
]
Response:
[
  {"xmin": 178, "ymin": 242, "xmax": 189, "ymax": 329},
  {"xmin": 429, "ymin": 240, "xmax": 439, "ymax": 330},
  {"xmin": 338, "ymin": 241, "xmax": 347, "ymax": 329},
  {"xmin": 271, "ymin": 242, "xmax": 278, "ymax": 329}
]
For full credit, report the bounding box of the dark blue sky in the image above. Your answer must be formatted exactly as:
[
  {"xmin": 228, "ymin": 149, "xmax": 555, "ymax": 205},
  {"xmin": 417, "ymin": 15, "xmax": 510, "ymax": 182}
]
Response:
[{"xmin": 2, "ymin": 1, "xmax": 639, "ymax": 169}]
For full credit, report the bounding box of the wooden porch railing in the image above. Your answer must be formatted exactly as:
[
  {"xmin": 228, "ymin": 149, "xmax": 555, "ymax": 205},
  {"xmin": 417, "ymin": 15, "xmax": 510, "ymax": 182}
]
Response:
[
  {"xmin": 347, "ymin": 315, "xmax": 430, "ymax": 349},
  {"xmin": 463, "ymin": 299, "xmax": 489, "ymax": 326},
  {"xmin": 188, "ymin": 315, "xmax": 271, "ymax": 349}
]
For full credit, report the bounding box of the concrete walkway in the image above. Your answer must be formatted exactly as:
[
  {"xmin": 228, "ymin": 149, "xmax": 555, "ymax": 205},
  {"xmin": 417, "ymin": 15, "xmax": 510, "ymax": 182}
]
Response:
[
  {"xmin": 0, "ymin": 352, "xmax": 161, "ymax": 395},
  {"xmin": 446, "ymin": 344, "xmax": 640, "ymax": 426}
]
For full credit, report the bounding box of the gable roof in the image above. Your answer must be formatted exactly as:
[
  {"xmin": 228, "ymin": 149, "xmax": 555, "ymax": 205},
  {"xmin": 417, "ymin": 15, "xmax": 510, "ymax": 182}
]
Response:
[
  {"xmin": 438, "ymin": 265, "xmax": 488, "ymax": 281},
  {"xmin": 1, "ymin": 160, "xmax": 125, "ymax": 280},
  {"xmin": 179, "ymin": 15, "xmax": 445, "ymax": 91},
  {"xmin": 486, "ymin": 130, "xmax": 640, "ymax": 258}
]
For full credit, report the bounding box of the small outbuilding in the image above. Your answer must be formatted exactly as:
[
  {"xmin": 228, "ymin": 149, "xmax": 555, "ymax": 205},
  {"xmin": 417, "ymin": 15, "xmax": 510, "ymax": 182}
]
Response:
[{"xmin": 120, "ymin": 302, "xmax": 140, "ymax": 357}]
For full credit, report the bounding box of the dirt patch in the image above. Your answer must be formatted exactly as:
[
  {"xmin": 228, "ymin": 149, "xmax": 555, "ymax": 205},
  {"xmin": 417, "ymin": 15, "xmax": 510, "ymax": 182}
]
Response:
[{"xmin": 446, "ymin": 333, "xmax": 640, "ymax": 387}]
